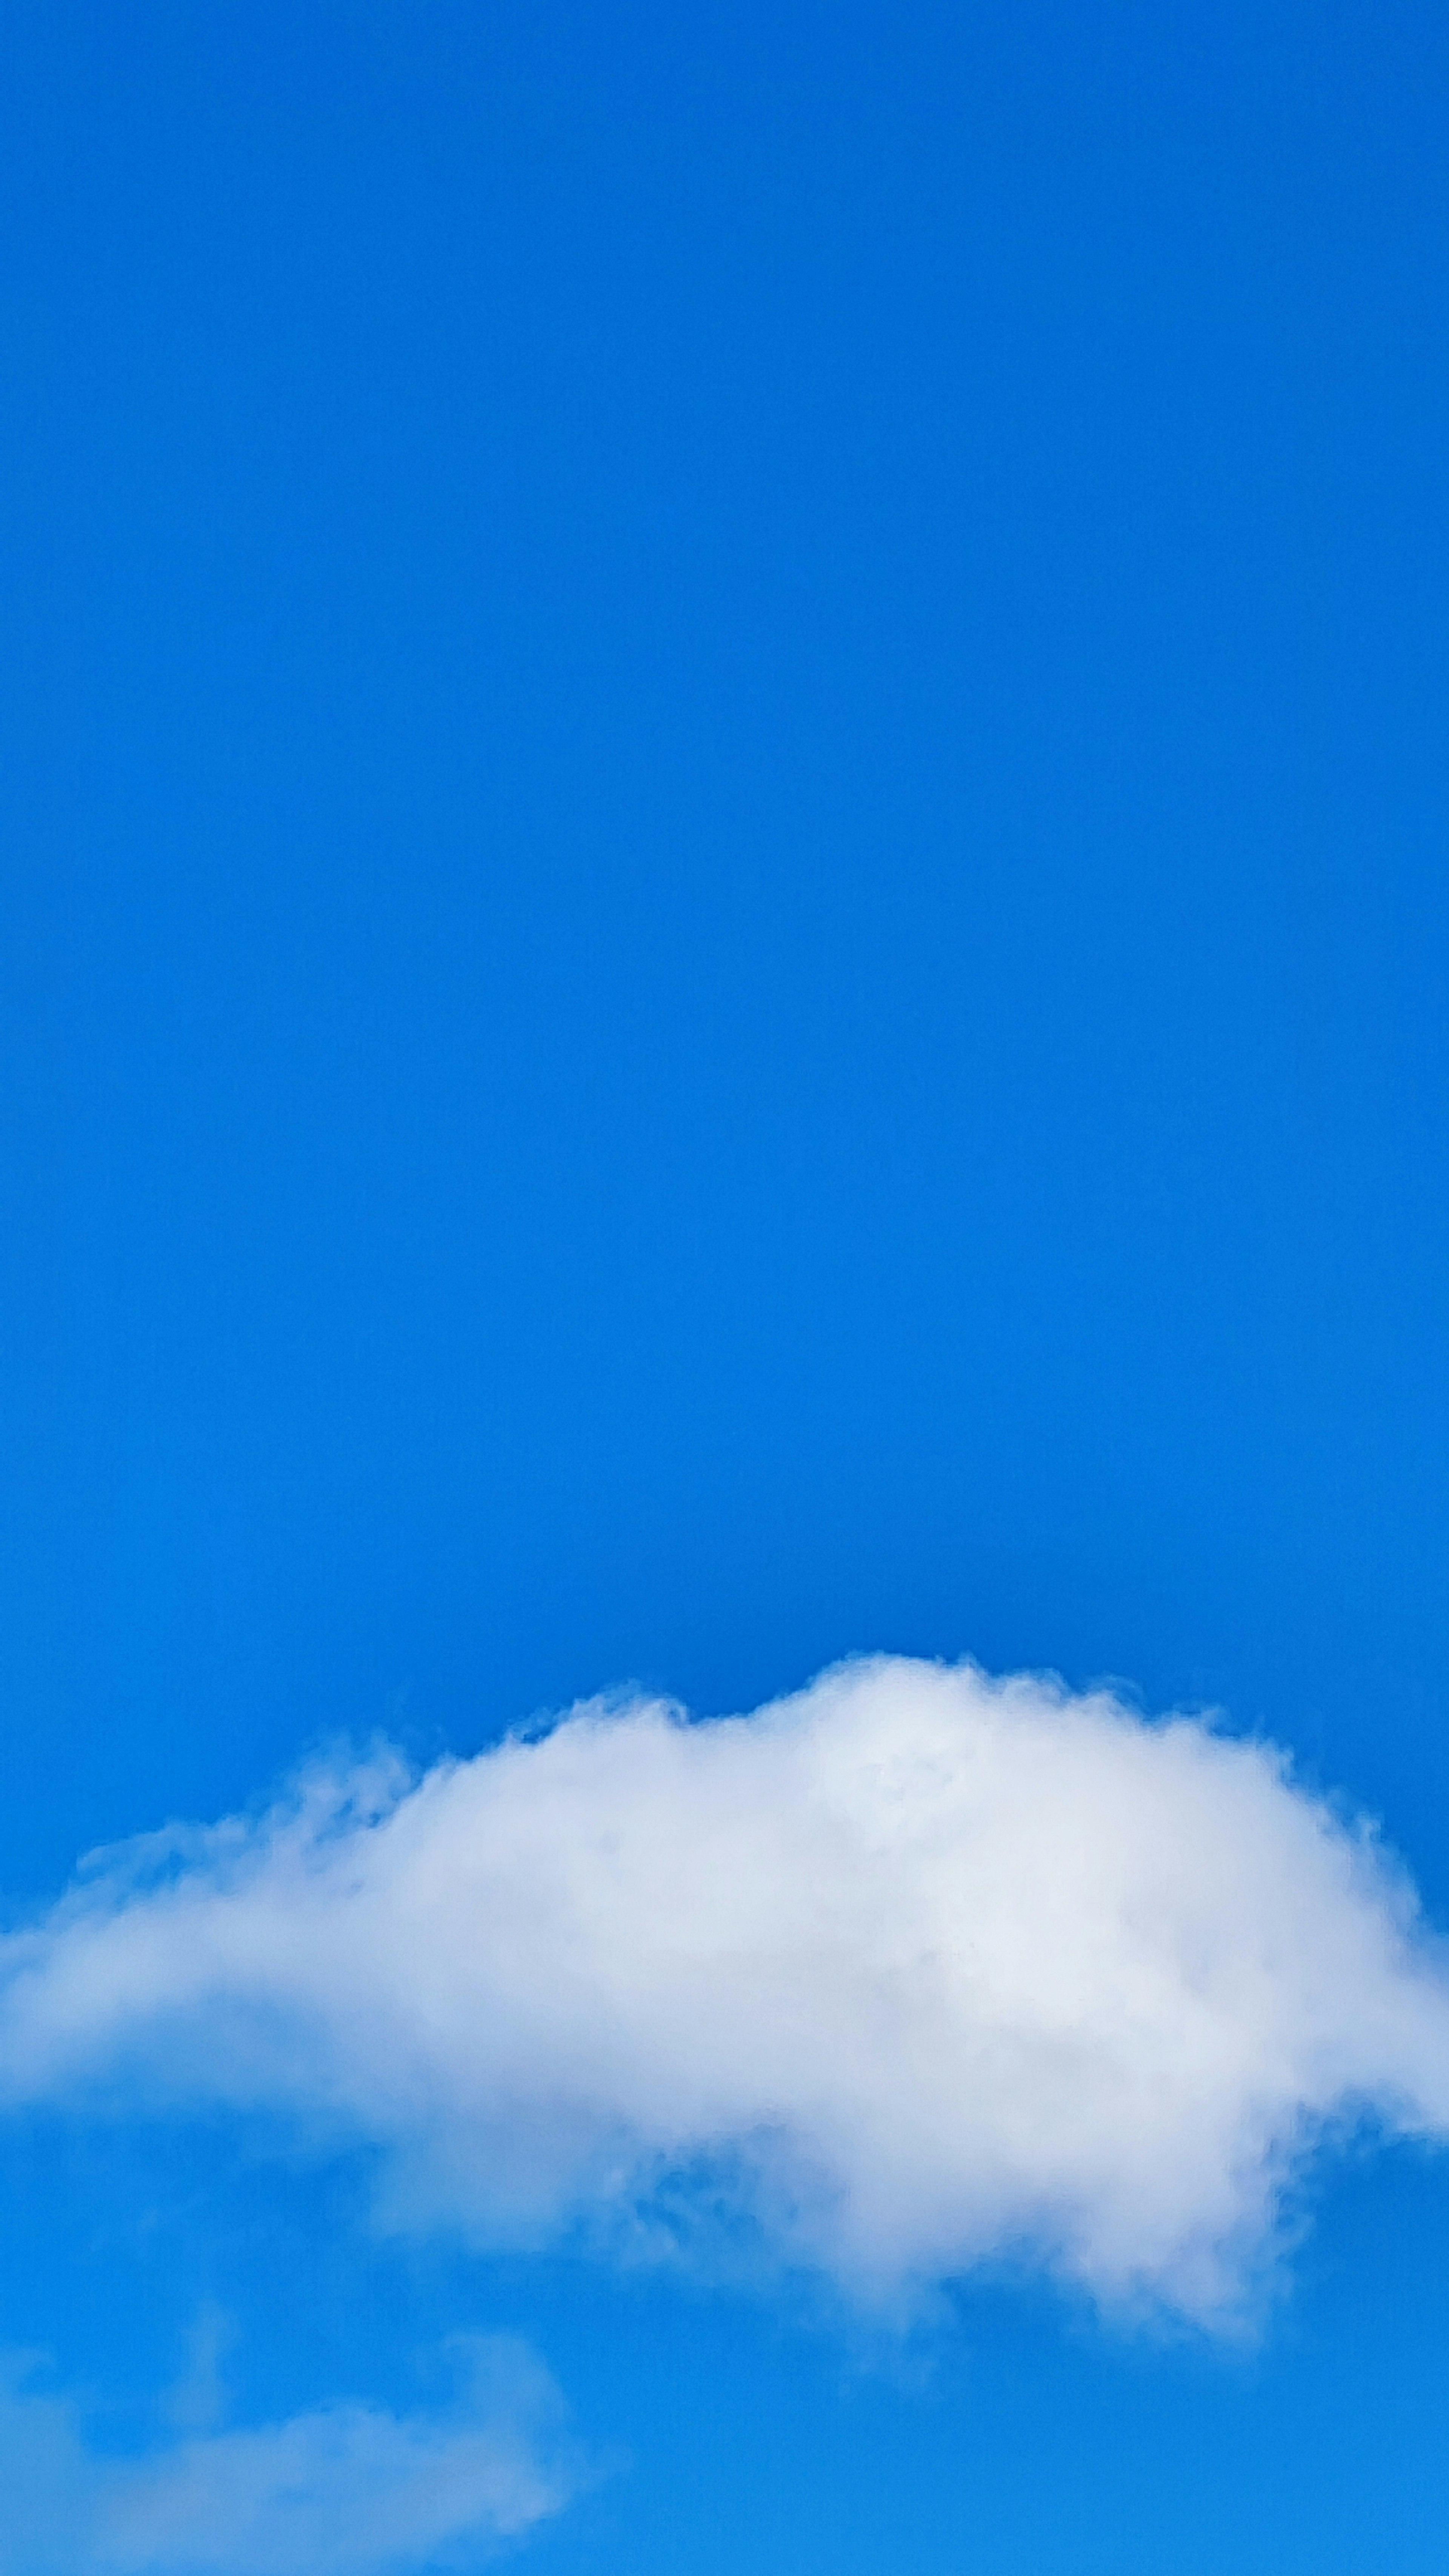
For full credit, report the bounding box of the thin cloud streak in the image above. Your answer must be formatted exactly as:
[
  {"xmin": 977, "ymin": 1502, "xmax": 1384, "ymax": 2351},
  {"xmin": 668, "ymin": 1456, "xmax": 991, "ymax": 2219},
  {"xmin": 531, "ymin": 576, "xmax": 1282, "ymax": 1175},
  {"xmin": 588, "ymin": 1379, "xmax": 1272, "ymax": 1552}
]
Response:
[
  {"xmin": 0, "ymin": 2338, "xmax": 580, "ymax": 2576},
  {"xmin": 3, "ymin": 1656, "xmax": 1448, "ymax": 2321}
]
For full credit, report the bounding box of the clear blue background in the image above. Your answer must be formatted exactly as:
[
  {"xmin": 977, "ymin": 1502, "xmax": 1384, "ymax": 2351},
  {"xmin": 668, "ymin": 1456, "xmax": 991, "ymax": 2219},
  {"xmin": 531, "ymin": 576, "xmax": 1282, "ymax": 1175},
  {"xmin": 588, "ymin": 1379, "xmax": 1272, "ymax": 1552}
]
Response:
[{"xmin": 2, "ymin": 3, "xmax": 1448, "ymax": 2567}]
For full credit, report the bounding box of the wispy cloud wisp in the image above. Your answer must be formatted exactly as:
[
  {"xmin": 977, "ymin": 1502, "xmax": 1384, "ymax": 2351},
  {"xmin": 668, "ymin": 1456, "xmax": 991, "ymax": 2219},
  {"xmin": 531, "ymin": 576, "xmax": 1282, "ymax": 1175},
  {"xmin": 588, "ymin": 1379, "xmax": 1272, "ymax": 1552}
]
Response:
[{"xmin": 0, "ymin": 2338, "xmax": 579, "ymax": 2576}]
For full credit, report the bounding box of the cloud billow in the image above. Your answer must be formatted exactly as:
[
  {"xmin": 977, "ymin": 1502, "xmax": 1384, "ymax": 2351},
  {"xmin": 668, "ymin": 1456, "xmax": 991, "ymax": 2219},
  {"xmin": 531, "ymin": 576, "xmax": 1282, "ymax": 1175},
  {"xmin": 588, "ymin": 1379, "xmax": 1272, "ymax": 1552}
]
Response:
[{"xmin": 3, "ymin": 1655, "xmax": 1447, "ymax": 2323}]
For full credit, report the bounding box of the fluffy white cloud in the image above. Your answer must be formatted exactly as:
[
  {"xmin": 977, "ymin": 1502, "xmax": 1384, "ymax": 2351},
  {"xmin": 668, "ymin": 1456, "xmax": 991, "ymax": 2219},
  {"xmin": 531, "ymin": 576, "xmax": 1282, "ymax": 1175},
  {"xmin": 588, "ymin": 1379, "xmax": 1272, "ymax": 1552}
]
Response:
[
  {"xmin": 0, "ymin": 2339, "xmax": 580, "ymax": 2576},
  {"xmin": 3, "ymin": 1655, "xmax": 1448, "ymax": 2321}
]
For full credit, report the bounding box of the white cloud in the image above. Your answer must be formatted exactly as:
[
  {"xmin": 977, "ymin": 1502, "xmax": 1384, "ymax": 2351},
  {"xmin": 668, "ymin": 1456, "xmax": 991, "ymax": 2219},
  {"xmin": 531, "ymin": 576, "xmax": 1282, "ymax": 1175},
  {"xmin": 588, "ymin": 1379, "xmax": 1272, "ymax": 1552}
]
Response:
[
  {"xmin": 2, "ymin": 1655, "xmax": 1448, "ymax": 2322},
  {"xmin": 0, "ymin": 2339, "xmax": 580, "ymax": 2576}
]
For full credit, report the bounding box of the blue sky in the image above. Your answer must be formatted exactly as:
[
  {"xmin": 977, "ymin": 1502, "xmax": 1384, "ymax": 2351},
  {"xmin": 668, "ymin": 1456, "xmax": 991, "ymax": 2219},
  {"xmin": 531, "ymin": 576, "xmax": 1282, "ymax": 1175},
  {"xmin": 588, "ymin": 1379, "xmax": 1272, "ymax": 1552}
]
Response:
[{"xmin": 2, "ymin": 3, "xmax": 1449, "ymax": 2568}]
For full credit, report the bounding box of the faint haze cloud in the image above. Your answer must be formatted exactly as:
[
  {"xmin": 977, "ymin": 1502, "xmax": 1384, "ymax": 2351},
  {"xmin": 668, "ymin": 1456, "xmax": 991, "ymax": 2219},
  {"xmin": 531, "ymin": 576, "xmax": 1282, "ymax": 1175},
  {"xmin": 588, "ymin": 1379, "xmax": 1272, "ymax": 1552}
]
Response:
[
  {"xmin": 3, "ymin": 1655, "xmax": 1449, "ymax": 2325},
  {"xmin": 0, "ymin": 2336, "xmax": 583, "ymax": 2576}
]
